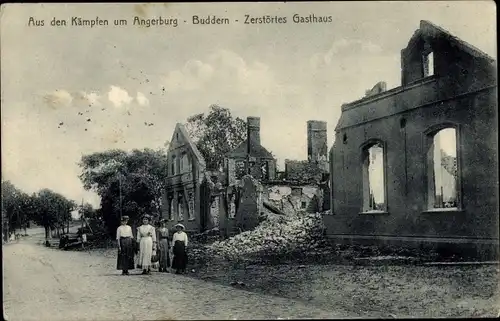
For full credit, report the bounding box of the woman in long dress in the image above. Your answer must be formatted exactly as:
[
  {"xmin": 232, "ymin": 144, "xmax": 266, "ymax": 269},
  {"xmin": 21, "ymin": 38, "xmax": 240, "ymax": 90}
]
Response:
[
  {"xmin": 136, "ymin": 215, "xmax": 156, "ymax": 275},
  {"xmin": 157, "ymin": 219, "xmax": 170, "ymax": 273},
  {"xmin": 116, "ymin": 215, "xmax": 135, "ymax": 275},
  {"xmin": 171, "ymin": 223, "xmax": 188, "ymax": 274}
]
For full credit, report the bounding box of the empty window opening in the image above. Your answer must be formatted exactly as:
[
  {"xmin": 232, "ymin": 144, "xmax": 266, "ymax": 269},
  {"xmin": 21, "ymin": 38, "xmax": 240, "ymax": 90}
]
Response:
[
  {"xmin": 168, "ymin": 197, "xmax": 174, "ymax": 220},
  {"xmin": 429, "ymin": 128, "xmax": 458, "ymax": 209},
  {"xmin": 423, "ymin": 52, "xmax": 434, "ymax": 77},
  {"xmin": 235, "ymin": 161, "xmax": 246, "ymax": 179},
  {"xmin": 228, "ymin": 195, "xmax": 236, "ymax": 219},
  {"xmin": 171, "ymin": 156, "xmax": 176, "ymax": 175},
  {"xmin": 261, "ymin": 162, "xmax": 269, "ymax": 180},
  {"xmin": 180, "ymin": 152, "xmax": 190, "ymax": 173},
  {"xmin": 178, "ymin": 196, "xmax": 184, "ymax": 221},
  {"xmin": 362, "ymin": 142, "xmax": 386, "ymax": 212},
  {"xmin": 400, "ymin": 118, "xmax": 407, "ymax": 129},
  {"xmin": 188, "ymin": 192, "xmax": 195, "ymax": 220}
]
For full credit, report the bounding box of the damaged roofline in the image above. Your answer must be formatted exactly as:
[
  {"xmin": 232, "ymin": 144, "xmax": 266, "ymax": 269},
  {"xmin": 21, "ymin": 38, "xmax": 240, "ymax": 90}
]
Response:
[{"xmin": 341, "ymin": 76, "xmax": 437, "ymax": 111}]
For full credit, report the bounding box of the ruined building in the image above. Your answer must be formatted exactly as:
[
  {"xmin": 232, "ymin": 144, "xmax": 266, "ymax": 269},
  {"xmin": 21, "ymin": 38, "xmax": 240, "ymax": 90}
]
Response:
[
  {"xmin": 226, "ymin": 117, "xmax": 277, "ymax": 183},
  {"xmin": 160, "ymin": 116, "xmax": 328, "ymax": 235},
  {"xmin": 162, "ymin": 123, "xmax": 207, "ymax": 232},
  {"xmin": 220, "ymin": 118, "xmax": 331, "ymax": 235},
  {"xmin": 285, "ymin": 120, "xmax": 329, "ymax": 182},
  {"xmin": 222, "ymin": 117, "xmax": 277, "ymax": 232},
  {"xmin": 328, "ymin": 20, "xmax": 498, "ymax": 258},
  {"xmin": 307, "ymin": 120, "xmax": 329, "ymax": 166}
]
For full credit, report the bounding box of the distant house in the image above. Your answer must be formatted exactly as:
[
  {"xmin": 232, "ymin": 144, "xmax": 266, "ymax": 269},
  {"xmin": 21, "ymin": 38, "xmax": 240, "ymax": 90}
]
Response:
[
  {"xmin": 328, "ymin": 20, "xmax": 498, "ymax": 258},
  {"xmin": 162, "ymin": 123, "xmax": 206, "ymax": 232}
]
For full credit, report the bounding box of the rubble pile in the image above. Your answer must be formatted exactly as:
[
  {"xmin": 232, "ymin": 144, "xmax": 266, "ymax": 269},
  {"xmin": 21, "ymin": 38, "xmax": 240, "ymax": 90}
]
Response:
[{"xmin": 208, "ymin": 211, "xmax": 326, "ymax": 261}]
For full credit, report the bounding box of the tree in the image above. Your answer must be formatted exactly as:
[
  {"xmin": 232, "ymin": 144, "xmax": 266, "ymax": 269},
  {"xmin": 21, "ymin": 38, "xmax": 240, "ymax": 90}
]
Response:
[
  {"xmin": 28, "ymin": 189, "xmax": 76, "ymax": 242},
  {"xmin": 16, "ymin": 192, "xmax": 36, "ymax": 235},
  {"xmin": 1, "ymin": 181, "xmax": 76, "ymax": 243},
  {"xmin": 1, "ymin": 181, "xmax": 33, "ymax": 238},
  {"xmin": 185, "ymin": 104, "xmax": 246, "ymax": 171},
  {"xmin": 2, "ymin": 181, "xmax": 19, "ymax": 241},
  {"xmin": 78, "ymin": 148, "xmax": 169, "ymax": 236}
]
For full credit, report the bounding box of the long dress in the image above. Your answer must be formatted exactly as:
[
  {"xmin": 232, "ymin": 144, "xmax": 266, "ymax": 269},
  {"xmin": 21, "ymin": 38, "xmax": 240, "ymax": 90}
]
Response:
[
  {"xmin": 137, "ymin": 224, "xmax": 156, "ymax": 270},
  {"xmin": 116, "ymin": 225, "xmax": 135, "ymax": 271},
  {"xmin": 171, "ymin": 231, "xmax": 188, "ymax": 272},
  {"xmin": 157, "ymin": 227, "xmax": 170, "ymax": 271}
]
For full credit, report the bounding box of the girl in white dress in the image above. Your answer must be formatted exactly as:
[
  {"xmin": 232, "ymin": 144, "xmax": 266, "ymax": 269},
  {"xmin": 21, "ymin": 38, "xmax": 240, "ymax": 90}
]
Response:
[{"xmin": 136, "ymin": 215, "xmax": 156, "ymax": 275}]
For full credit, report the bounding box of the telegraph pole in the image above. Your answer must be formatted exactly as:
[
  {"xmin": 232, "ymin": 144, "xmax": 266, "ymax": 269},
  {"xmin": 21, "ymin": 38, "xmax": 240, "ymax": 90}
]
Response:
[
  {"xmin": 119, "ymin": 173, "xmax": 123, "ymax": 221},
  {"xmin": 81, "ymin": 198, "xmax": 84, "ymax": 231}
]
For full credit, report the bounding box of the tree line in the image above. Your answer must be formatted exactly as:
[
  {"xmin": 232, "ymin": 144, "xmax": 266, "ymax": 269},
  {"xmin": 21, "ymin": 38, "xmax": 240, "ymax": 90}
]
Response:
[{"xmin": 1, "ymin": 181, "xmax": 87, "ymax": 242}]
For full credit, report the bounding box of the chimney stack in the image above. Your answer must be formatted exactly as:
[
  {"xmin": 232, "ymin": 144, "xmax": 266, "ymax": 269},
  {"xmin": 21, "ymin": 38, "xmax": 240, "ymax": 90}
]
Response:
[
  {"xmin": 307, "ymin": 120, "xmax": 328, "ymax": 162},
  {"xmin": 247, "ymin": 117, "xmax": 261, "ymax": 154}
]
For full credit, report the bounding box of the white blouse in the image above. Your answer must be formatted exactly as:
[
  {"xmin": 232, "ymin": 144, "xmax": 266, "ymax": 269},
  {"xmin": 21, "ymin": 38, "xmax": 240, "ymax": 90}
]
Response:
[
  {"xmin": 116, "ymin": 225, "xmax": 133, "ymax": 240},
  {"xmin": 137, "ymin": 224, "xmax": 156, "ymax": 243},
  {"xmin": 172, "ymin": 231, "xmax": 188, "ymax": 247}
]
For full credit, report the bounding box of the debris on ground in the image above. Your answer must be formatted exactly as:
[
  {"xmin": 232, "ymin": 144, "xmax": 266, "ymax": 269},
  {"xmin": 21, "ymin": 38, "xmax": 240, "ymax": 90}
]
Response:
[{"xmin": 208, "ymin": 212, "xmax": 326, "ymax": 261}]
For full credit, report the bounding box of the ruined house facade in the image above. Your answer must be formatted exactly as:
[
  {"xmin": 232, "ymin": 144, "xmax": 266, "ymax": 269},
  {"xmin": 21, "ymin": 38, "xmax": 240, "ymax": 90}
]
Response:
[
  {"xmin": 328, "ymin": 20, "xmax": 498, "ymax": 257},
  {"xmin": 162, "ymin": 123, "xmax": 207, "ymax": 232}
]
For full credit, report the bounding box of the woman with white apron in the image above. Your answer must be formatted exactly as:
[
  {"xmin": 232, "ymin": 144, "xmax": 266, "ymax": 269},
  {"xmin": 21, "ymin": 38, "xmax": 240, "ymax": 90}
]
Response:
[{"xmin": 136, "ymin": 214, "xmax": 156, "ymax": 275}]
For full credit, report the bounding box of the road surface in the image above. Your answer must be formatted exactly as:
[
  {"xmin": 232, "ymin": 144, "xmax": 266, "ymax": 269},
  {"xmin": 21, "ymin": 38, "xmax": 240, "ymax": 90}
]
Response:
[{"xmin": 3, "ymin": 230, "xmax": 345, "ymax": 320}]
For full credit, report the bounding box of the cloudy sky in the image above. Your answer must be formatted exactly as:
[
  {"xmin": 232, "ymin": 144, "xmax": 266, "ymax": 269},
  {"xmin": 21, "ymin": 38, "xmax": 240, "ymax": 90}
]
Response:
[{"xmin": 1, "ymin": 2, "xmax": 496, "ymax": 207}]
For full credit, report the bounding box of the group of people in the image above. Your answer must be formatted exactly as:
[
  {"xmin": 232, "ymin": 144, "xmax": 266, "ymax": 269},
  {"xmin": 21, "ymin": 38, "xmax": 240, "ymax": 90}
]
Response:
[{"xmin": 116, "ymin": 214, "xmax": 189, "ymax": 275}]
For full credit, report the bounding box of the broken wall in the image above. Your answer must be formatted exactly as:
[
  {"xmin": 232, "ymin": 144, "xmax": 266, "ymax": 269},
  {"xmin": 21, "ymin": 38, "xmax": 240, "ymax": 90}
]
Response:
[{"xmin": 264, "ymin": 184, "xmax": 323, "ymax": 214}]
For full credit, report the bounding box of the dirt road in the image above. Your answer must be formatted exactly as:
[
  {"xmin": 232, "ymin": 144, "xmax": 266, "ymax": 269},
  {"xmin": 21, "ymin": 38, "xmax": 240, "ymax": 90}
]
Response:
[{"xmin": 3, "ymin": 231, "xmax": 347, "ymax": 321}]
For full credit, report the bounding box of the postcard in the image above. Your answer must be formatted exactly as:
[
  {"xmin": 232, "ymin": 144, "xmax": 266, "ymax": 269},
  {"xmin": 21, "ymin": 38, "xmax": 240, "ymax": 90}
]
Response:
[{"xmin": 1, "ymin": 2, "xmax": 498, "ymax": 320}]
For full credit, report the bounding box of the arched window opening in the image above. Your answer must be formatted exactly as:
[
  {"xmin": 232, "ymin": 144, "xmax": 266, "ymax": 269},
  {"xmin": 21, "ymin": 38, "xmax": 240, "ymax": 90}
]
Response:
[
  {"xmin": 428, "ymin": 128, "xmax": 458, "ymax": 209},
  {"xmin": 362, "ymin": 141, "xmax": 386, "ymax": 212}
]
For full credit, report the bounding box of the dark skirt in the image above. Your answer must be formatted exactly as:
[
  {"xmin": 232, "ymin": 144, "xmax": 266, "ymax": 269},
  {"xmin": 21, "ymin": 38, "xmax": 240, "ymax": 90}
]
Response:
[
  {"xmin": 117, "ymin": 237, "xmax": 135, "ymax": 271},
  {"xmin": 171, "ymin": 240, "xmax": 188, "ymax": 271},
  {"xmin": 158, "ymin": 238, "xmax": 170, "ymax": 269}
]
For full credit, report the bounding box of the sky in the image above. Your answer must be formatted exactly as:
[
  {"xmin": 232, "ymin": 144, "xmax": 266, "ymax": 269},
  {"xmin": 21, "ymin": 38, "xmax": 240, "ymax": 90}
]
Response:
[{"xmin": 1, "ymin": 2, "xmax": 496, "ymax": 209}]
